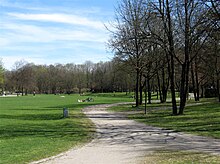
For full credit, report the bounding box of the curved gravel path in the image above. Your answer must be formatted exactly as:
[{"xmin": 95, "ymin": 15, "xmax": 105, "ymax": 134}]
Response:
[{"xmin": 33, "ymin": 103, "xmax": 220, "ymax": 164}]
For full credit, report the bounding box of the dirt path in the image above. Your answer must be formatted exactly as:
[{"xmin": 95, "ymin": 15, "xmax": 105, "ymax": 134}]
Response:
[{"xmin": 33, "ymin": 103, "xmax": 220, "ymax": 164}]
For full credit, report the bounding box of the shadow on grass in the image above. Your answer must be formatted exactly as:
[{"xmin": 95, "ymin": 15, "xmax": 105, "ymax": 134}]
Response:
[
  {"xmin": 0, "ymin": 103, "xmax": 96, "ymax": 140},
  {"xmin": 0, "ymin": 103, "xmax": 98, "ymax": 121},
  {"xmin": 0, "ymin": 113, "xmax": 63, "ymax": 120},
  {"xmin": 0, "ymin": 119, "xmax": 95, "ymax": 139}
]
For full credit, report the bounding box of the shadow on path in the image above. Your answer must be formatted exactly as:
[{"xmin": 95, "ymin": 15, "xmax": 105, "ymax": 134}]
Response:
[{"xmin": 84, "ymin": 104, "xmax": 220, "ymax": 155}]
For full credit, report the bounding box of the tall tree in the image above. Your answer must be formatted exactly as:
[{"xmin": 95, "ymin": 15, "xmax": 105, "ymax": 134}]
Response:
[
  {"xmin": 109, "ymin": 0, "xmax": 148, "ymax": 107},
  {"xmin": 147, "ymin": 0, "xmax": 178, "ymax": 114}
]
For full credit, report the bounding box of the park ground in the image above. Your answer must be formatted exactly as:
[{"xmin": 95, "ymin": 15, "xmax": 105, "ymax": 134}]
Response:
[{"xmin": 0, "ymin": 93, "xmax": 220, "ymax": 163}]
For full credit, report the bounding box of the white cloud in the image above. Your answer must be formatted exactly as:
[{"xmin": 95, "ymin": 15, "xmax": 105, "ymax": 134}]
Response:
[
  {"xmin": 7, "ymin": 13, "xmax": 105, "ymax": 30},
  {"xmin": 0, "ymin": 38, "xmax": 10, "ymax": 46},
  {"xmin": 0, "ymin": 22, "xmax": 108, "ymax": 46}
]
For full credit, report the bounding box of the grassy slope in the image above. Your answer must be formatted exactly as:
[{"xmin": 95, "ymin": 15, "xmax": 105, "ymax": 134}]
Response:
[{"xmin": 0, "ymin": 93, "xmax": 133, "ymax": 164}]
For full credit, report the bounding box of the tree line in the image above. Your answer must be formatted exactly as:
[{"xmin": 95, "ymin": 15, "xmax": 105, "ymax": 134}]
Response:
[{"xmin": 0, "ymin": 60, "xmax": 135, "ymax": 95}]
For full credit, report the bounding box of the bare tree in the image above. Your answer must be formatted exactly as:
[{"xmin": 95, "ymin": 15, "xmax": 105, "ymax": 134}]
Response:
[
  {"xmin": 109, "ymin": 0, "xmax": 149, "ymax": 107},
  {"xmin": 146, "ymin": 0, "xmax": 178, "ymax": 114}
]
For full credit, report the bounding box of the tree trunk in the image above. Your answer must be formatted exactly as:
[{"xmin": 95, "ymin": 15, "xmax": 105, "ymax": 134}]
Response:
[
  {"xmin": 166, "ymin": 0, "xmax": 177, "ymax": 115},
  {"xmin": 217, "ymin": 79, "xmax": 220, "ymax": 102},
  {"xmin": 147, "ymin": 77, "xmax": 151, "ymax": 104},
  {"xmin": 157, "ymin": 70, "xmax": 163, "ymax": 103},
  {"xmin": 139, "ymin": 84, "xmax": 143, "ymax": 105},
  {"xmin": 191, "ymin": 62, "xmax": 197, "ymax": 100},
  {"xmin": 195, "ymin": 59, "xmax": 200, "ymax": 101},
  {"xmin": 135, "ymin": 69, "xmax": 139, "ymax": 107},
  {"xmin": 179, "ymin": 1, "xmax": 190, "ymax": 115},
  {"xmin": 22, "ymin": 86, "xmax": 24, "ymax": 96},
  {"xmin": 179, "ymin": 64, "xmax": 187, "ymax": 115},
  {"xmin": 145, "ymin": 77, "xmax": 147, "ymax": 114},
  {"xmin": 179, "ymin": 59, "xmax": 190, "ymax": 114},
  {"xmin": 140, "ymin": 77, "xmax": 146, "ymax": 105},
  {"xmin": 161, "ymin": 66, "xmax": 168, "ymax": 103},
  {"xmin": 201, "ymin": 85, "xmax": 204, "ymax": 98},
  {"xmin": 169, "ymin": 54, "xmax": 177, "ymax": 115}
]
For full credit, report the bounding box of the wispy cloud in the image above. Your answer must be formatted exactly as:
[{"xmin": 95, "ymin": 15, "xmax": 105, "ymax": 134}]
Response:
[
  {"xmin": 1, "ymin": 22, "xmax": 108, "ymax": 46},
  {"xmin": 0, "ymin": 38, "xmax": 10, "ymax": 46},
  {"xmin": 7, "ymin": 13, "xmax": 105, "ymax": 30}
]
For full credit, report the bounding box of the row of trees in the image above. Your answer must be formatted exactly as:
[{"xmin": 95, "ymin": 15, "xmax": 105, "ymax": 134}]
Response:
[
  {"xmin": 0, "ymin": 50, "xmax": 218, "ymax": 103},
  {"xmin": 0, "ymin": 60, "xmax": 135, "ymax": 95},
  {"xmin": 108, "ymin": 0, "xmax": 220, "ymax": 115}
]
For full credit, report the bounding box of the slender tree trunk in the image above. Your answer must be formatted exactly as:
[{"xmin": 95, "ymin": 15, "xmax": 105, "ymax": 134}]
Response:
[
  {"xmin": 166, "ymin": 52, "xmax": 177, "ymax": 115},
  {"xmin": 162, "ymin": 66, "xmax": 168, "ymax": 103},
  {"xmin": 22, "ymin": 86, "xmax": 24, "ymax": 96},
  {"xmin": 139, "ymin": 73, "xmax": 143, "ymax": 105},
  {"xmin": 140, "ymin": 78, "xmax": 146, "ymax": 105},
  {"xmin": 145, "ymin": 77, "xmax": 147, "ymax": 114},
  {"xmin": 166, "ymin": 0, "xmax": 177, "ymax": 115},
  {"xmin": 201, "ymin": 85, "xmax": 204, "ymax": 98},
  {"xmin": 214, "ymin": 40, "xmax": 220, "ymax": 102},
  {"xmin": 179, "ymin": 64, "xmax": 187, "ymax": 115},
  {"xmin": 179, "ymin": 57, "xmax": 190, "ymax": 114},
  {"xmin": 195, "ymin": 59, "xmax": 200, "ymax": 101},
  {"xmin": 179, "ymin": 0, "xmax": 190, "ymax": 115},
  {"xmin": 135, "ymin": 69, "xmax": 139, "ymax": 107},
  {"xmin": 139, "ymin": 84, "xmax": 143, "ymax": 105},
  {"xmin": 157, "ymin": 70, "xmax": 163, "ymax": 103},
  {"xmin": 217, "ymin": 79, "xmax": 220, "ymax": 102},
  {"xmin": 147, "ymin": 77, "xmax": 151, "ymax": 104},
  {"xmin": 191, "ymin": 62, "xmax": 197, "ymax": 100}
]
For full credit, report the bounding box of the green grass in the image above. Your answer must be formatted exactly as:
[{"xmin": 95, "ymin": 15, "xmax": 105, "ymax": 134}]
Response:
[
  {"xmin": 142, "ymin": 150, "xmax": 220, "ymax": 164},
  {"xmin": 109, "ymin": 98, "xmax": 220, "ymax": 139},
  {"xmin": 0, "ymin": 93, "xmax": 133, "ymax": 164}
]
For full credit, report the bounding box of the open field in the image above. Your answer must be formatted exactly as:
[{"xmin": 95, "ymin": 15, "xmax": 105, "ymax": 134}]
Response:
[{"xmin": 0, "ymin": 93, "xmax": 133, "ymax": 164}]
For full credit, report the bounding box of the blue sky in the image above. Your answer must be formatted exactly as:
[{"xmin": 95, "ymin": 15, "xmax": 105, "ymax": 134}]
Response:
[{"xmin": 0, "ymin": 0, "xmax": 118, "ymax": 70}]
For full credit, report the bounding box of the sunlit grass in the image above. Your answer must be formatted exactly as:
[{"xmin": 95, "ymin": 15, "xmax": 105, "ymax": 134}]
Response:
[
  {"xmin": 142, "ymin": 150, "xmax": 220, "ymax": 164},
  {"xmin": 0, "ymin": 93, "xmax": 133, "ymax": 164}
]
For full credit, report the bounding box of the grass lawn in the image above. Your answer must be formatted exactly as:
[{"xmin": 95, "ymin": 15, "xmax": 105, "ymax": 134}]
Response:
[{"xmin": 0, "ymin": 93, "xmax": 133, "ymax": 164}]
